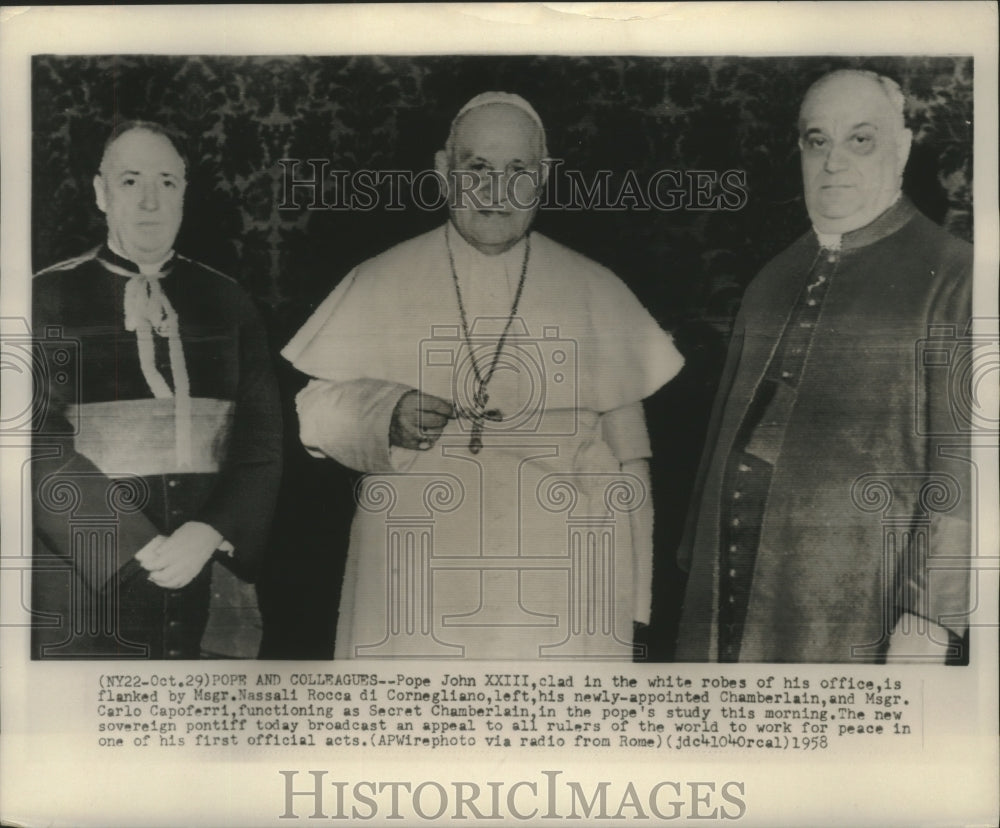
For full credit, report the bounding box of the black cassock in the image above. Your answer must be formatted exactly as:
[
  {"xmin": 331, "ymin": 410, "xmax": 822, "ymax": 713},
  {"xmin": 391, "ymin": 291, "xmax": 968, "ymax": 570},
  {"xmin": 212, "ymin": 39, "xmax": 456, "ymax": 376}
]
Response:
[{"xmin": 31, "ymin": 245, "xmax": 282, "ymax": 659}]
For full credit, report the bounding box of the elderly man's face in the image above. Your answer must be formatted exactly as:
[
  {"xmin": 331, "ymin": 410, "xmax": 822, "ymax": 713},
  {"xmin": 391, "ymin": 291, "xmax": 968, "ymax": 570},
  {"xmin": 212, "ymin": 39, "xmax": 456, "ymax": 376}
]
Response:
[
  {"xmin": 799, "ymin": 74, "xmax": 912, "ymax": 234},
  {"xmin": 93, "ymin": 129, "xmax": 186, "ymax": 264},
  {"xmin": 436, "ymin": 104, "xmax": 545, "ymax": 256}
]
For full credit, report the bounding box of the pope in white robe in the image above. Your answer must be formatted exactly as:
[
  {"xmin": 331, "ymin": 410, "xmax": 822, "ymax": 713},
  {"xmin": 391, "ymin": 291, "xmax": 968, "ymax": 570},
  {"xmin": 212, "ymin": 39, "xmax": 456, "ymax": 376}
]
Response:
[{"xmin": 283, "ymin": 93, "xmax": 683, "ymax": 659}]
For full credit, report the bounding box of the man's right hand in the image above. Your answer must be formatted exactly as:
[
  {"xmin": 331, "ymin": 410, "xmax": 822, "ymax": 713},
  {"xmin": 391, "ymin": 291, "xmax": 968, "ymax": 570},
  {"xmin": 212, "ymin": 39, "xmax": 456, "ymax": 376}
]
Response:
[{"xmin": 390, "ymin": 390, "xmax": 455, "ymax": 450}]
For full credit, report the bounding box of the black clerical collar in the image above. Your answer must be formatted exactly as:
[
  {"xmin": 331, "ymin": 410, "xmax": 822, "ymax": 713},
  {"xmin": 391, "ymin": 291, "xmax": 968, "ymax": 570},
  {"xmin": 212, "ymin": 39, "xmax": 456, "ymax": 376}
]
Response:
[
  {"xmin": 833, "ymin": 196, "xmax": 918, "ymax": 253},
  {"xmin": 97, "ymin": 243, "xmax": 176, "ymax": 275}
]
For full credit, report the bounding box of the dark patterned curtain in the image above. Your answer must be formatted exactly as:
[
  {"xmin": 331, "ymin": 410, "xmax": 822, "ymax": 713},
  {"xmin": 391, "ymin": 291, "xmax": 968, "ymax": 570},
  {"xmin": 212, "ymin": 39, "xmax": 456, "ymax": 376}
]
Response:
[
  {"xmin": 33, "ymin": 55, "xmax": 972, "ymax": 335},
  {"xmin": 31, "ymin": 55, "xmax": 974, "ymax": 659}
]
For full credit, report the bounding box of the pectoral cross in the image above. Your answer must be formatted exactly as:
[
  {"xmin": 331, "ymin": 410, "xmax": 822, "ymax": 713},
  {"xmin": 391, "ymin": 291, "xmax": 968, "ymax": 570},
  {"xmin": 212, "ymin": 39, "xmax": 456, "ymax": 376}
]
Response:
[{"xmin": 466, "ymin": 387, "xmax": 502, "ymax": 455}]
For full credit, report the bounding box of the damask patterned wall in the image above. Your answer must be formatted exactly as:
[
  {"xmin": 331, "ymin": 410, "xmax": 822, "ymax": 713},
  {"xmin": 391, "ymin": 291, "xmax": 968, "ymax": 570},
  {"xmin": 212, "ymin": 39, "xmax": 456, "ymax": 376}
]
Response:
[
  {"xmin": 31, "ymin": 55, "xmax": 975, "ymax": 658},
  {"xmin": 33, "ymin": 54, "xmax": 972, "ymax": 339}
]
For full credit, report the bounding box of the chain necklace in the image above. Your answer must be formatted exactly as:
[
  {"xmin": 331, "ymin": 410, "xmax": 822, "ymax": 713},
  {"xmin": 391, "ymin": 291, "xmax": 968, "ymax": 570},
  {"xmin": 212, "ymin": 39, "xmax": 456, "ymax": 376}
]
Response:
[{"xmin": 445, "ymin": 223, "xmax": 530, "ymax": 453}]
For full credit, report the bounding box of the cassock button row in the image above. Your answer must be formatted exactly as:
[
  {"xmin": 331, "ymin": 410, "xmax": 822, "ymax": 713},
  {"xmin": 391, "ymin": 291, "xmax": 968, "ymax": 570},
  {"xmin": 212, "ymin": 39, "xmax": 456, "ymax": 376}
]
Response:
[
  {"xmin": 732, "ymin": 490, "xmax": 742, "ymax": 499},
  {"xmin": 738, "ymin": 463, "xmax": 751, "ymax": 473},
  {"xmin": 729, "ymin": 569, "xmax": 737, "ymax": 577},
  {"xmin": 731, "ymin": 518, "xmax": 740, "ymax": 528},
  {"xmin": 729, "ymin": 545, "xmax": 738, "ymax": 552},
  {"xmin": 780, "ymin": 371, "xmax": 793, "ymax": 379},
  {"xmin": 807, "ymin": 299, "xmax": 818, "ymax": 306},
  {"xmin": 168, "ymin": 479, "xmax": 179, "ymax": 488},
  {"xmin": 728, "ymin": 595, "xmax": 736, "ymax": 603},
  {"xmin": 167, "ymin": 649, "xmax": 181, "ymax": 658}
]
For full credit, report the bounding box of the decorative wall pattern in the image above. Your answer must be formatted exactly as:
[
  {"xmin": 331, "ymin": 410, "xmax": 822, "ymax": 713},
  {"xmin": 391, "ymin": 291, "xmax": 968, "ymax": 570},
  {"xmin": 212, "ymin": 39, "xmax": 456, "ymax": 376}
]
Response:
[{"xmin": 33, "ymin": 54, "xmax": 973, "ymax": 339}]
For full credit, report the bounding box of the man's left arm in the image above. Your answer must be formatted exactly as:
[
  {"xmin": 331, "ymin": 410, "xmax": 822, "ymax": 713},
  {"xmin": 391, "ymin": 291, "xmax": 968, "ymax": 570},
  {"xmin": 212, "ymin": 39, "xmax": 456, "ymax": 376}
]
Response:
[
  {"xmin": 142, "ymin": 304, "xmax": 283, "ymax": 588},
  {"xmin": 601, "ymin": 401, "xmax": 654, "ymax": 626},
  {"xmin": 889, "ymin": 247, "xmax": 973, "ymax": 663}
]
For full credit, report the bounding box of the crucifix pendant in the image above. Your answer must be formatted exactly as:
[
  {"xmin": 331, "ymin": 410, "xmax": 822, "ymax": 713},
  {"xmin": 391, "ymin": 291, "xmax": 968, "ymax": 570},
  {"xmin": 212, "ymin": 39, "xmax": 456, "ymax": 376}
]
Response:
[
  {"xmin": 469, "ymin": 417, "xmax": 484, "ymax": 454},
  {"xmin": 468, "ymin": 387, "xmax": 501, "ymax": 454},
  {"xmin": 469, "ymin": 387, "xmax": 488, "ymax": 454}
]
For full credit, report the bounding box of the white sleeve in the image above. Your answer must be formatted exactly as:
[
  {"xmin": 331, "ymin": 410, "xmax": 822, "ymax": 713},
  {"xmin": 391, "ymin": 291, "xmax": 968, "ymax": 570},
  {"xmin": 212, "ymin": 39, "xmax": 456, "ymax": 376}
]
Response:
[
  {"xmin": 600, "ymin": 403, "xmax": 654, "ymax": 625},
  {"xmin": 295, "ymin": 378, "xmax": 414, "ymax": 473},
  {"xmin": 600, "ymin": 401, "xmax": 652, "ymax": 463}
]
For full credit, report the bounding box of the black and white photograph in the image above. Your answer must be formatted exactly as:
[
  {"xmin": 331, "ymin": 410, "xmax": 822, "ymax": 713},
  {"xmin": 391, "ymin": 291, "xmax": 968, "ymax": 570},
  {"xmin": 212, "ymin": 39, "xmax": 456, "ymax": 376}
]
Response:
[{"xmin": 2, "ymin": 3, "xmax": 997, "ymax": 827}]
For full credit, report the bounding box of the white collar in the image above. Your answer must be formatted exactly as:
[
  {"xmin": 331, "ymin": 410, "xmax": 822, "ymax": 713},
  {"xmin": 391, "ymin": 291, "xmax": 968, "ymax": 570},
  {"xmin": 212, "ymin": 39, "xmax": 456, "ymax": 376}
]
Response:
[
  {"xmin": 811, "ymin": 191, "xmax": 903, "ymax": 252},
  {"xmin": 446, "ymin": 222, "xmax": 528, "ymax": 276},
  {"xmin": 814, "ymin": 232, "xmax": 842, "ymax": 251}
]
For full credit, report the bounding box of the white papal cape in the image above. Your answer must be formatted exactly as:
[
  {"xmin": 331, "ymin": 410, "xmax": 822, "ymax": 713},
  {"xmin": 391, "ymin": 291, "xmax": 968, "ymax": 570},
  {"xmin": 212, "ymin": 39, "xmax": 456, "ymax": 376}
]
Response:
[{"xmin": 283, "ymin": 224, "xmax": 682, "ymax": 659}]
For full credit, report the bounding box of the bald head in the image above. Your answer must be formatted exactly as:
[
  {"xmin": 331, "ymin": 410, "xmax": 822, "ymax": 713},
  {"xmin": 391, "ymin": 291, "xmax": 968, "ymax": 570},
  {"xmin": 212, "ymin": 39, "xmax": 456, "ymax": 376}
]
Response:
[
  {"xmin": 798, "ymin": 69, "xmax": 913, "ymax": 234},
  {"xmin": 800, "ymin": 69, "xmax": 906, "ymax": 135},
  {"xmin": 98, "ymin": 120, "xmax": 187, "ymax": 177}
]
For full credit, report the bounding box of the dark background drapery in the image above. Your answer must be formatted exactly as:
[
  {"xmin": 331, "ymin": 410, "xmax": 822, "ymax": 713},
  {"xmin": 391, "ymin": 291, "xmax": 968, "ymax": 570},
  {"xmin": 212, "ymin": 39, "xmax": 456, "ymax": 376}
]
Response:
[{"xmin": 32, "ymin": 54, "xmax": 973, "ymax": 659}]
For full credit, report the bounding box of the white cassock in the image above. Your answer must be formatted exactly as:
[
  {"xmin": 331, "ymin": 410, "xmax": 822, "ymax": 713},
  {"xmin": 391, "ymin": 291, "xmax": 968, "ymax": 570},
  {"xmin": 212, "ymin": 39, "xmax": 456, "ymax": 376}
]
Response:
[{"xmin": 283, "ymin": 224, "xmax": 683, "ymax": 659}]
